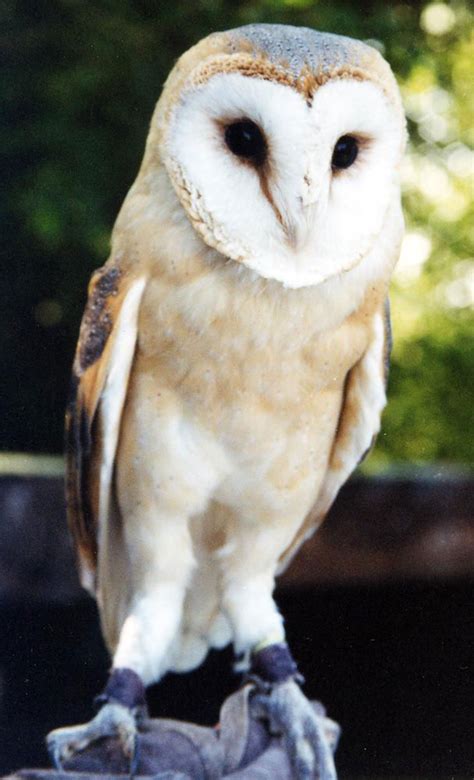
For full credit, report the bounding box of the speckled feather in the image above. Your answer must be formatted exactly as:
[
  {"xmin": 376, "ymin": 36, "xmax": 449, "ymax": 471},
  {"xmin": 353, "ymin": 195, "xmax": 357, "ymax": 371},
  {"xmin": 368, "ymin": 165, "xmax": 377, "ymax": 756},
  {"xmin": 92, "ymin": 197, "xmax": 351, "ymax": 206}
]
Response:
[
  {"xmin": 66, "ymin": 261, "xmax": 139, "ymax": 580},
  {"xmin": 230, "ymin": 24, "xmax": 376, "ymax": 77}
]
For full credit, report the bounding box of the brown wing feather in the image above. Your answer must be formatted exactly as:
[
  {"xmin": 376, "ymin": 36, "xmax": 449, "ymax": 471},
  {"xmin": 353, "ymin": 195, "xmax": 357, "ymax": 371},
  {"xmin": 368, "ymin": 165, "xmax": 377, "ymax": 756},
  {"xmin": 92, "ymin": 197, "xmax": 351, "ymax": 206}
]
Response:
[
  {"xmin": 65, "ymin": 261, "xmax": 143, "ymax": 587},
  {"xmin": 278, "ymin": 299, "xmax": 392, "ymax": 572}
]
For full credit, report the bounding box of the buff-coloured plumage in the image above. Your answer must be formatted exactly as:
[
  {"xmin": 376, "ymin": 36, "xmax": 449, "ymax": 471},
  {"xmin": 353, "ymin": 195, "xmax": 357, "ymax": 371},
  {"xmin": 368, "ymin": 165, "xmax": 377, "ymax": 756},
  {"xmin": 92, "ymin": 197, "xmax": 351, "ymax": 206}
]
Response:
[{"xmin": 51, "ymin": 24, "xmax": 405, "ymax": 779}]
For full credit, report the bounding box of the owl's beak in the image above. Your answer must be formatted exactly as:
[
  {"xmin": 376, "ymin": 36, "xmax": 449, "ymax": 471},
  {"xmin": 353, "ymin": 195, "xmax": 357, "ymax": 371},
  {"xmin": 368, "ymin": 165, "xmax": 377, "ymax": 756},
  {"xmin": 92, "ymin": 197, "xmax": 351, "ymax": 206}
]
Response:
[
  {"xmin": 267, "ymin": 169, "xmax": 319, "ymax": 251},
  {"xmin": 281, "ymin": 166, "xmax": 320, "ymax": 251},
  {"xmin": 282, "ymin": 209, "xmax": 316, "ymax": 253},
  {"xmin": 285, "ymin": 185, "xmax": 319, "ymax": 252}
]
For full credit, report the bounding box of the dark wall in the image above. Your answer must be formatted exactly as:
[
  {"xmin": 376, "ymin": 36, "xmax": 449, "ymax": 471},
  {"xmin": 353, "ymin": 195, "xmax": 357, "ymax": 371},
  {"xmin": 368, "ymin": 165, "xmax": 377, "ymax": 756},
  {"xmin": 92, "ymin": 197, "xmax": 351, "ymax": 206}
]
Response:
[
  {"xmin": 1, "ymin": 582, "xmax": 473, "ymax": 775},
  {"xmin": 0, "ymin": 473, "xmax": 473, "ymax": 774}
]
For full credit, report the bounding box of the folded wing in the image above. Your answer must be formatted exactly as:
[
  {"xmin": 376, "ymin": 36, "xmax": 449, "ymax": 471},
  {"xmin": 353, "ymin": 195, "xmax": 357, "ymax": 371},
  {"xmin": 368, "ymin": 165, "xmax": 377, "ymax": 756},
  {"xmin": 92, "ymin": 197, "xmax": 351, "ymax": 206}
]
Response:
[
  {"xmin": 65, "ymin": 260, "xmax": 146, "ymax": 592},
  {"xmin": 278, "ymin": 300, "xmax": 391, "ymax": 571}
]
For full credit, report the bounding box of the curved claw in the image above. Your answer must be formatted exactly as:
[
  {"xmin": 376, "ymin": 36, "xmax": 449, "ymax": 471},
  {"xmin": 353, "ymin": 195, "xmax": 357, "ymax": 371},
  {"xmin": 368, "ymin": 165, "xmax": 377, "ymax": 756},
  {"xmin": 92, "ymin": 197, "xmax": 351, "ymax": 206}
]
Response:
[
  {"xmin": 46, "ymin": 702, "xmax": 138, "ymax": 773},
  {"xmin": 47, "ymin": 742, "xmax": 64, "ymax": 772},
  {"xmin": 129, "ymin": 730, "xmax": 140, "ymax": 780},
  {"xmin": 250, "ymin": 678, "xmax": 338, "ymax": 780}
]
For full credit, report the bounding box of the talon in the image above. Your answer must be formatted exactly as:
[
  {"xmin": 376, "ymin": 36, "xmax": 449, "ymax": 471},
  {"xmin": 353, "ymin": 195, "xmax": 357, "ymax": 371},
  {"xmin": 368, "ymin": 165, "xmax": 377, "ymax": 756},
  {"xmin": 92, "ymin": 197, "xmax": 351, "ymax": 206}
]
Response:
[
  {"xmin": 250, "ymin": 678, "xmax": 338, "ymax": 780},
  {"xmin": 46, "ymin": 702, "xmax": 139, "ymax": 771},
  {"xmin": 129, "ymin": 731, "xmax": 140, "ymax": 780},
  {"xmin": 47, "ymin": 743, "xmax": 64, "ymax": 772}
]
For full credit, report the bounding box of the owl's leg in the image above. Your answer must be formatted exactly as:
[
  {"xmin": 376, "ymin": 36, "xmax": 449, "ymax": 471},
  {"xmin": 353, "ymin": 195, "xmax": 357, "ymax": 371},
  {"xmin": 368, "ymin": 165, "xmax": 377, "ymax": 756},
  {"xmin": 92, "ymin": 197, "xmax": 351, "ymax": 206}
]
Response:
[
  {"xmin": 248, "ymin": 647, "xmax": 339, "ymax": 780},
  {"xmin": 220, "ymin": 522, "xmax": 339, "ymax": 780},
  {"xmin": 47, "ymin": 512, "xmax": 196, "ymax": 771}
]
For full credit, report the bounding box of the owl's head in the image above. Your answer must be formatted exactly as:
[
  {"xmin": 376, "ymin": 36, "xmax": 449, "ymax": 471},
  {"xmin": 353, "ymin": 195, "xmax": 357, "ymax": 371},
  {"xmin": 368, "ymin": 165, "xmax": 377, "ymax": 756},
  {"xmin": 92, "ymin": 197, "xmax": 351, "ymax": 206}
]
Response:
[{"xmin": 142, "ymin": 24, "xmax": 406, "ymax": 289}]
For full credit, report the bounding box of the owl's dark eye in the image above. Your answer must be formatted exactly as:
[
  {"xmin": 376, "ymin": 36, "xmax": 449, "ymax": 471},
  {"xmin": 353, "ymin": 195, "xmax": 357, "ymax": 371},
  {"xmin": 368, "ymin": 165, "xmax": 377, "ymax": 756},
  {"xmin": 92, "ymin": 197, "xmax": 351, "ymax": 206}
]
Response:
[
  {"xmin": 331, "ymin": 135, "xmax": 359, "ymax": 170},
  {"xmin": 224, "ymin": 120, "xmax": 267, "ymax": 166}
]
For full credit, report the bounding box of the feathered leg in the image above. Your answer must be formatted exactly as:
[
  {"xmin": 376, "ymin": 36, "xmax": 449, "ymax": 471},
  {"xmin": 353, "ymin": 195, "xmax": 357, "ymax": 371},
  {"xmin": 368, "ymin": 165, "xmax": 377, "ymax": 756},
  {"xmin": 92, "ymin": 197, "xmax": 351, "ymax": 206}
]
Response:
[
  {"xmin": 220, "ymin": 519, "xmax": 339, "ymax": 780},
  {"xmin": 47, "ymin": 512, "xmax": 196, "ymax": 770}
]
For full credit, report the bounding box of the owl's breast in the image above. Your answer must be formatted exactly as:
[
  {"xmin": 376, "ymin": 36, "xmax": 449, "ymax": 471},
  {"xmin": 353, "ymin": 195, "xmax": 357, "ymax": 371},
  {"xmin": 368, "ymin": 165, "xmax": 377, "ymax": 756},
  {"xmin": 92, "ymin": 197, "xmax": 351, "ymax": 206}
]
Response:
[{"xmin": 135, "ymin": 267, "xmax": 372, "ymax": 467}]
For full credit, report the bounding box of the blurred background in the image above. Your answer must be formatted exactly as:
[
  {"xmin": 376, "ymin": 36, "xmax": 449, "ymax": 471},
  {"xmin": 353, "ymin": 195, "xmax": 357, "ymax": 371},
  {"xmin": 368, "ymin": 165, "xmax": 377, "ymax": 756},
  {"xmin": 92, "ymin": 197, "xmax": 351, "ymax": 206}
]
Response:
[
  {"xmin": 1, "ymin": 0, "xmax": 473, "ymax": 466},
  {"xmin": 1, "ymin": 0, "xmax": 473, "ymax": 777}
]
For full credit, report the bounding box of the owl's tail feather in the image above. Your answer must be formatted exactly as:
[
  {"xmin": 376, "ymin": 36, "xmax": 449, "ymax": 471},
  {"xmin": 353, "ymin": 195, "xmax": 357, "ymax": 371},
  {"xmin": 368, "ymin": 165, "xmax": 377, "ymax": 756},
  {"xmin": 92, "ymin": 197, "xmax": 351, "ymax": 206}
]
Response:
[{"xmin": 96, "ymin": 492, "xmax": 131, "ymax": 654}]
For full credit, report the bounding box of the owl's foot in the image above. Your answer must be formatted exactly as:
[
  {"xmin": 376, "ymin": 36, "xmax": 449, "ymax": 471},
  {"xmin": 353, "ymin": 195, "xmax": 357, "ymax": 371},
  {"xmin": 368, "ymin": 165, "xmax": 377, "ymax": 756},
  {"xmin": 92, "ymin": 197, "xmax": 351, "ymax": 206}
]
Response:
[
  {"xmin": 46, "ymin": 667, "xmax": 146, "ymax": 773},
  {"xmin": 251, "ymin": 678, "xmax": 338, "ymax": 780},
  {"xmin": 46, "ymin": 701, "xmax": 139, "ymax": 771},
  {"xmin": 248, "ymin": 643, "xmax": 339, "ymax": 780}
]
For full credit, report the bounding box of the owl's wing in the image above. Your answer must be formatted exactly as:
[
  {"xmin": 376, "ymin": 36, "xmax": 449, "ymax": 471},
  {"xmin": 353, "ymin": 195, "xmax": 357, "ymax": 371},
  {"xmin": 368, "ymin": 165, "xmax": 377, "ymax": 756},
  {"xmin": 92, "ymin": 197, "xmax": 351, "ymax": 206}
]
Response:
[
  {"xmin": 278, "ymin": 300, "xmax": 391, "ymax": 572},
  {"xmin": 66, "ymin": 260, "xmax": 146, "ymax": 592}
]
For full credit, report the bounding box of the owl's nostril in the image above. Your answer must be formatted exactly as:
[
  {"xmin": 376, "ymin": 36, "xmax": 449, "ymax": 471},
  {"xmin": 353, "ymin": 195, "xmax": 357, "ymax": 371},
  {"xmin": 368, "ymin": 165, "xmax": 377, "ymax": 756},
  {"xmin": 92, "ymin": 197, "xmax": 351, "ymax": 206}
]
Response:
[
  {"xmin": 301, "ymin": 192, "xmax": 318, "ymax": 209},
  {"xmin": 301, "ymin": 173, "xmax": 318, "ymax": 208}
]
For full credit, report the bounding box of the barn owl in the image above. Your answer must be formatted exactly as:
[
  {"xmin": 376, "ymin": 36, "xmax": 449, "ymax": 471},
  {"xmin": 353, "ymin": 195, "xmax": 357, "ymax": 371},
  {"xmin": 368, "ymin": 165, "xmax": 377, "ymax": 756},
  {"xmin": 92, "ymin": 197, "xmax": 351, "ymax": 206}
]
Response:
[{"xmin": 47, "ymin": 23, "xmax": 405, "ymax": 780}]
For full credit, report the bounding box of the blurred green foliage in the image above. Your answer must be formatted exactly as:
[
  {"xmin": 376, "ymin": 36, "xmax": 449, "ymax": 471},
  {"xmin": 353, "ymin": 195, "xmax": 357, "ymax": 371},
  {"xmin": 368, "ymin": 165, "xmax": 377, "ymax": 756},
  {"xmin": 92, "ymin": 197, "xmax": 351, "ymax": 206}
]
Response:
[{"xmin": 2, "ymin": 0, "xmax": 473, "ymax": 466}]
